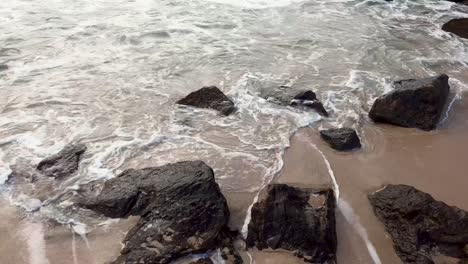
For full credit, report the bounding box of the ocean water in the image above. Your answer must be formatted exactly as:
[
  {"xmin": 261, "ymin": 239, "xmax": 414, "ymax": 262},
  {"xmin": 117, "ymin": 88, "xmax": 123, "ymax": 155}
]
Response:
[{"xmin": 1, "ymin": 0, "xmax": 468, "ymax": 263}]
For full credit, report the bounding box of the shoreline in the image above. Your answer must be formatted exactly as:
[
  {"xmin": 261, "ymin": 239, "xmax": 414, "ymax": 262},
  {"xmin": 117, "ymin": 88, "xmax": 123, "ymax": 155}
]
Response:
[{"xmin": 1, "ymin": 95, "xmax": 468, "ymax": 264}]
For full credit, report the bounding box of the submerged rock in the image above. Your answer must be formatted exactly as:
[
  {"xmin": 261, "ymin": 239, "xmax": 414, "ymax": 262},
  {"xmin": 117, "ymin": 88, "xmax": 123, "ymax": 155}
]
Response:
[
  {"xmin": 80, "ymin": 161, "xmax": 230, "ymax": 264},
  {"xmin": 177, "ymin": 86, "xmax": 236, "ymax": 116},
  {"xmin": 0, "ymin": 64, "xmax": 8, "ymax": 71},
  {"xmin": 247, "ymin": 184, "xmax": 336, "ymax": 263},
  {"xmin": 263, "ymin": 89, "xmax": 329, "ymax": 117},
  {"xmin": 442, "ymin": 18, "xmax": 468, "ymax": 39},
  {"xmin": 190, "ymin": 258, "xmax": 214, "ymax": 264},
  {"xmin": 369, "ymin": 74, "xmax": 450, "ymax": 131},
  {"xmin": 320, "ymin": 128, "xmax": 361, "ymax": 151},
  {"xmin": 368, "ymin": 185, "xmax": 468, "ymax": 264},
  {"xmin": 36, "ymin": 143, "xmax": 87, "ymax": 179}
]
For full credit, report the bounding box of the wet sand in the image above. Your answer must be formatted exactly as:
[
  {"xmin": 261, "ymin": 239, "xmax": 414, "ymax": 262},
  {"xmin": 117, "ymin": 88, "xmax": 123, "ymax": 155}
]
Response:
[
  {"xmin": 273, "ymin": 93, "xmax": 468, "ymax": 264},
  {"xmin": 1, "ymin": 96, "xmax": 468, "ymax": 264}
]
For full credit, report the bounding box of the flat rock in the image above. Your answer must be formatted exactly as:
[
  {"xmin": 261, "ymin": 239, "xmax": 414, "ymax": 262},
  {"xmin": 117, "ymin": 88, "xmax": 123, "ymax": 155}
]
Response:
[
  {"xmin": 369, "ymin": 74, "xmax": 450, "ymax": 131},
  {"xmin": 177, "ymin": 86, "xmax": 236, "ymax": 116},
  {"xmin": 36, "ymin": 143, "xmax": 87, "ymax": 179},
  {"xmin": 80, "ymin": 161, "xmax": 230, "ymax": 264},
  {"xmin": 247, "ymin": 184, "xmax": 337, "ymax": 263},
  {"xmin": 442, "ymin": 18, "xmax": 468, "ymax": 39},
  {"xmin": 263, "ymin": 88, "xmax": 329, "ymax": 117},
  {"xmin": 320, "ymin": 128, "xmax": 361, "ymax": 151},
  {"xmin": 369, "ymin": 185, "xmax": 468, "ymax": 264}
]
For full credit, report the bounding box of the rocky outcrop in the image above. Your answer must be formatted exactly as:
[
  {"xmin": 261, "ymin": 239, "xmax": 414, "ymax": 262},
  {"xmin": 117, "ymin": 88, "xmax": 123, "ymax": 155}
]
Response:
[
  {"xmin": 369, "ymin": 74, "xmax": 450, "ymax": 131},
  {"xmin": 177, "ymin": 86, "xmax": 236, "ymax": 116},
  {"xmin": 80, "ymin": 161, "xmax": 231, "ymax": 264},
  {"xmin": 36, "ymin": 143, "xmax": 87, "ymax": 179},
  {"xmin": 247, "ymin": 184, "xmax": 336, "ymax": 263},
  {"xmin": 263, "ymin": 88, "xmax": 329, "ymax": 117},
  {"xmin": 442, "ymin": 18, "xmax": 468, "ymax": 39},
  {"xmin": 369, "ymin": 185, "xmax": 468, "ymax": 264},
  {"xmin": 320, "ymin": 128, "xmax": 361, "ymax": 151}
]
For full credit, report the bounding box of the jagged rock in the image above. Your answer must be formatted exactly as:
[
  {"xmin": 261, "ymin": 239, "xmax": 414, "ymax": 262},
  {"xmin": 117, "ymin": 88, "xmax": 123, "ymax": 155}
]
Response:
[
  {"xmin": 369, "ymin": 185, "xmax": 468, "ymax": 264},
  {"xmin": 263, "ymin": 88, "xmax": 329, "ymax": 117},
  {"xmin": 177, "ymin": 86, "xmax": 236, "ymax": 116},
  {"xmin": 247, "ymin": 184, "xmax": 336, "ymax": 263},
  {"xmin": 80, "ymin": 161, "xmax": 230, "ymax": 264},
  {"xmin": 442, "ymin": 18, "xmax": 468, "ymax": 39},
  {"xmin": 320, "ymin": 128, "xmax": 361, "ymax": 151},
  {"xmin": 369, "ymin": 74, "xmax": 450, "ymax": 131},
  {"xmin": 36, "ymin": 143, "xmax": 87, "ymax": 179}
]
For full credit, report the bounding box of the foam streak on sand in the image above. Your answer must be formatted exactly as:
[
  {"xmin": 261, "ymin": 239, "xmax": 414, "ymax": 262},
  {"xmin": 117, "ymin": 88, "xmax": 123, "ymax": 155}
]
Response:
[
  {"xmin": 303, "ymin": 136, "xmax": 382, "ymax": 264},
  {"xmin": 21, "ymin": 222, "xmax": 50, "ymax": 264}
]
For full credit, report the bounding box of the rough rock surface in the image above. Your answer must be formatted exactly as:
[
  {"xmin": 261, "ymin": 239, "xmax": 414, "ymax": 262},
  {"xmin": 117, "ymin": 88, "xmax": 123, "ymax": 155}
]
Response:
[
  {"xmin": 369, "ymin": 185, "xmax": 468, "ymax": 264},
  {"xmin": 36, "ymin": 143, "xmax": 87, "ymax": 179},
  {"xmin": 442, "ymin": 18, "xmax": 468, "ymax": 39},
  {"xmin": 247, "ymin": 184, "xmax": 337, "ymax": 263},
  {"xmin": 369, "ymin": 74, "xmax": 450, "ymax": 131},
  {"xmin": 80, "ymin": 161, "xmax": 230, "ymax": 264},
  {"xmin": 263, "ymin": 88, "xmax": 329, "ymax": 117},
  {"xmin": 177, "ymin": 86, "xmax": 236, "ymax": 116},
  {"xmin": 320, "ymin": 128, "xmax": 361, "ymax": 151}
]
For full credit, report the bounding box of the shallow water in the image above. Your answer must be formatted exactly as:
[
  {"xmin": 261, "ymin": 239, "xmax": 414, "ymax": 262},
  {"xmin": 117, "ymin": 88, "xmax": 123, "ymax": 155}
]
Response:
[{"xmin": 1, "ymin": 0, "xmax": 468, "ymax": 263}]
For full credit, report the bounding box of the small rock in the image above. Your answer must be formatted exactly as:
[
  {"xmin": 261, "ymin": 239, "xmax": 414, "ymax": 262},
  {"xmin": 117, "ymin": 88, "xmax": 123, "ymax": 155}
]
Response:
[
  {"xmin": 369, "ymin": 74, "xmax": 450, "ymax": 131},
  {"xmin": 36, "ymin": 143, "xmax": 87, "ymax": 179},
  {"xmin": 320, "ymin": 128, "xmax": 361, "ymax": 151},
  {"xmin": 263, "ymin": 89, "xmax": 329, "ymax": 117},
  {"xmin": 247, "ymin": 184, "xmax": 336, "ymax": 263},
  {"xmin": 442, "ymin": 18, "xmax": 468, "ymax": 39},
  {"xmin": 177, "ymin": 86, "xmax": 236, "ymax": 116},
  {"xmin": 368, "ymin": 185, "xmax": 468, "ymax": 264},
  {"xmin": 80, "ymin": 161, "xmax": 230, "ymax": 264}
]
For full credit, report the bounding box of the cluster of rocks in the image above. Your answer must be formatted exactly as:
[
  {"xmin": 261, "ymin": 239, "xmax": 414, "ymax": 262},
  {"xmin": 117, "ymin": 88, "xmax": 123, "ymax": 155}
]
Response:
[{"xmin": 3, "ymin": 69, "xmax": 459, "ymax": 264}]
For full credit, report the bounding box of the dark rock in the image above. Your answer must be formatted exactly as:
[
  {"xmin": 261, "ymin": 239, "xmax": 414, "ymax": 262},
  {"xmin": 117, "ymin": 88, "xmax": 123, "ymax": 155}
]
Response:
[
  {"xmin": 447, "ymin": 0, "xmax": 468, "ymax": 6},
  {"xmin": 190, "ymin": 258, "xmax": 214, "ymax": 264},
  {"xmin": 247, "ymin": 184, "xmax": 336, "ymax": 263},
  {"xmin": 320, "ymin": 128, "xmax": 361, "ymax": 151},
  {"xmin": 177, "ymin": 86, "xmax": 236, "ymax": 116},
  {"xmin": 369, "ymin": 74, "xmax": 450, "ymax": 131},
  {"xmin": 442, "ymin": 18, "xmax": 468, "ymax": 39},
  {"xmin": 80, "ymin": 161, "xmax": 230, "ymax": 264},
  {"xmin": 264, "ymin": 89, "xmax": 329, "ymax": 117},
  {"xmin": 0, "ymin": 64, "xmax": 8, "ymax": 71},
  {"xmin": 368, "ymin": 185, "xmax": 468, "ymax": 264},
  {"xmin": 36, "ymin": 143, "xmax": 87, "ymax": 179}
]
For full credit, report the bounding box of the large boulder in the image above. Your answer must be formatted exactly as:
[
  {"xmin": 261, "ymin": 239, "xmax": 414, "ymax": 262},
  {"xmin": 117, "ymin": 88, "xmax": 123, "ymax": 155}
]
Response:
[
  {"xmin": 263, "ymin": 88, "xmax": 329, "ymax": 117},
  {"xmin": 320, "ymin": 128, "xmax": 361, "ymax": 151},
  {"xmin": 369, "ymin": 74, "xmax": 450, "ymax": 131},
  {"xmin": 177, "ymin": 86, "xmax": 236, "ymax": 116},
  {"xmin": 80, "ymin": 161, "xmax": 231, "ymax": 264},
  {"xmin": 36, "ymin": 143, "xmax": 87, "ymax": 179},
  {"xmin": 368, "ymin": 185, "xmax": 468, "ymax": 264},
  {"xmin": 247, "ymin": 184, "xmax": 337, "ymax": 263},
  {"xmin": 442, "ymin": 18, "xmax": 468, "ymax": 39}
]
